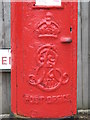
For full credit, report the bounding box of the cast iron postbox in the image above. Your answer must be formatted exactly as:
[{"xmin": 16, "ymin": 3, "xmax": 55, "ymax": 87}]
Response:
[{"xmin": 11, "ymin": 1, "xmax": 77, "ymax": 118}]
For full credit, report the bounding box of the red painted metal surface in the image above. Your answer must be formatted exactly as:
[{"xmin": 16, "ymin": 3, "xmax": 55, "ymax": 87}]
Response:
[{"xmin": 11, "ymin": 2, "xmax": 78, "ymax": 118}]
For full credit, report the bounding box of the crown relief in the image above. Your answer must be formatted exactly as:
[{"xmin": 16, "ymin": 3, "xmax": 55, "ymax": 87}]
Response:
[{"xmin": 36, "ymin": 12, "xmax": 60, "ymax": 38}]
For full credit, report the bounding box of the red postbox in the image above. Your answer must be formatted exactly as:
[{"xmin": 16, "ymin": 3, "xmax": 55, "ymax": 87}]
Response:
[{"xmin": 11, "ymin": 1, "xmax": 77, "ymax": 118}]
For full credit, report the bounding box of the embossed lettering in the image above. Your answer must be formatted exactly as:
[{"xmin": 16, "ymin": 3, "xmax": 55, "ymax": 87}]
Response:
[
  {"xmin": 23, "ymin": 94, "xmax": 71, "ymax": 104},
  {"xmin": 28, "ymin": 44, "xmax": 69, "ymax": 91}
]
